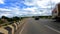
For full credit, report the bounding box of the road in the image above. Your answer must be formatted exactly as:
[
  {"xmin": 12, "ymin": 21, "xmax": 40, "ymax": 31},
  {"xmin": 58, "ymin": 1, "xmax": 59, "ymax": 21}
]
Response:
[{"xmin": 19, "ymin": 18, "xmax": 60, "ymax": 34}]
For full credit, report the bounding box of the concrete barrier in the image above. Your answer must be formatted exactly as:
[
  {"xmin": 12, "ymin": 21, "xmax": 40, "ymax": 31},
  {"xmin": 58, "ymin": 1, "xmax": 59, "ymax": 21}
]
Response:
[
  {"xmin": 0, "ymin": 32, "xmax": 4, "ymax": 34},
  {"xmin": 4, "ymin": 26, "xmax": 12, "ymax": 34},
  {"xmin": 0, "ymin": 20, "xmax": 24, "ymax": 34},
  {"xmin": 4, "ymin": 25, "xmax": 14, "ymax": 34},
  {"xmin": 17, "ymin": 22, "xmax": 19, "ymax": 25},
  {"xmin": 15, "ymin": 23, "xmax": 18, "ymax": 26},
  {"xmin": 15, "ymin": 22, "xmax": 20, "ymax": 28},
  {"xmin": 19, "ymin": 21, "xmax": 20, "ymax": 24},
  {"xmin": 13, "ymin": 23, "xmax": 18, "ymax": 30},
  {"xmin": 12, "ymin": 24, "xmax": 16, "ymax": 32},
  {"xmin": 0, "ymin": 27, "xmax": 8, "ymax": 34},
  {"xmin": 16, "ymin": 22, "xmax": 20, "ymax": 27}
]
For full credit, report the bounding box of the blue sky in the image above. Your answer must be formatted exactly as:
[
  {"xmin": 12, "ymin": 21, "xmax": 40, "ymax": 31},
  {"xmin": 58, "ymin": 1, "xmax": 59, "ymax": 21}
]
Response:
[{"xmin": 0, "ymin": 0, "xmax": 60, "ymax": 17}]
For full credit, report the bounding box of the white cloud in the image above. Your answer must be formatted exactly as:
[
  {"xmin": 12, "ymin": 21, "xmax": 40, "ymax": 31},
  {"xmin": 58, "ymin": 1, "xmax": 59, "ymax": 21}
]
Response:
[
  {"xmin": 22, "ymin": 7, "xmax": 39, "ymax": 14},
  {"xmin": 0, "ymin": 0, "xmax": 60, "ymax": 17},
  {"xmin": 0, "ymin": 7, "xmax": 21, "ymax": 17},
  {"xmin": 24, "ymin": 0, "xmax": 60, "ymax": 8},
  {"xmin": 0, "ymin": 0, "xmax": 4, "ymax": 4},
  {"xmin": 0, "ymin": 13, "xmax": 11, "ymax": 17},
  {"xmin": 52, "ymin": 0, "xmax": 60, "ymax": 3},
  {"xmin": 23, "ymin": 0, "xmax": 60, "ymax": 16},
  {"xmin": 24, "ymin": 0, "xmax": 51, "ymax": 8},
  {"xmin": 23, "ymin": 7, "xmax": 36, "ymax": 12},
  {"xmin": 0, "ymin": 8, "xmax": 12, "ymax": 11}
]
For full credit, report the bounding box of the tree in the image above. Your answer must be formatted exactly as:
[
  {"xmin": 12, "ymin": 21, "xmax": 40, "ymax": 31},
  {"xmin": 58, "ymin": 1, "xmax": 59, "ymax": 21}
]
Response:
[{"xmin": 12, "ymin": 16, "xmax": 20, "ymax": 22}]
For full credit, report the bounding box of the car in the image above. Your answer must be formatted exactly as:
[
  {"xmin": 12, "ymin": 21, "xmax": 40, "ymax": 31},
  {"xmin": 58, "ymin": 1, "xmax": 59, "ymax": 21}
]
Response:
[{"xmin": 35, "ymin": 16, "xmax": 39, "ymax": 20}]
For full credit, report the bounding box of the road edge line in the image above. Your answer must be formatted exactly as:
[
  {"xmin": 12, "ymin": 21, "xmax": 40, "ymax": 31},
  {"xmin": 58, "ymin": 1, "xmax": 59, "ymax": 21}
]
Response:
[
  {"xmin": 19, "ymin": 23, "xmax": 26, "ymax": 34},
  {"xmin": 45, "ymin": 25, "xmax": 60, "ymax": 34}
]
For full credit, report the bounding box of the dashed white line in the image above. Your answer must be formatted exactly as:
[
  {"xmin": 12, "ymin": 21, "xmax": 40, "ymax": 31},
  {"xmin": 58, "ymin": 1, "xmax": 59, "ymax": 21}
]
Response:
[{"xmin": 45, "ymin": 25, "xmax": 60, "ymax": 34}]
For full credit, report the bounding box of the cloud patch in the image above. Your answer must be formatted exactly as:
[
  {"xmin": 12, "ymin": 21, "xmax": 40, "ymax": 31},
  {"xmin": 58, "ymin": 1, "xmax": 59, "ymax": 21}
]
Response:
[
  {"xmin": 0, "ymin": 0, "xmax": 4, "ymax": 4},
  {"xmin": 0, "ymin": 0, "xmax": 59, "ymax": 17}
]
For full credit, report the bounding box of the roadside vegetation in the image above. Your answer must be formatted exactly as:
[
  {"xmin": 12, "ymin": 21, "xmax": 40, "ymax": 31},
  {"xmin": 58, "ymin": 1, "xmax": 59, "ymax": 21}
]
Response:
[
  {"xmin": 32, "ymin": 16, "xmax": 52, "ymax": 19},
  {"xmin": 0, "ymin": 16, "xmax": 26, "ymax": 26},
  {"xmin": 0, "ymin": 16, "xmax": 52, "ymax": 26}
]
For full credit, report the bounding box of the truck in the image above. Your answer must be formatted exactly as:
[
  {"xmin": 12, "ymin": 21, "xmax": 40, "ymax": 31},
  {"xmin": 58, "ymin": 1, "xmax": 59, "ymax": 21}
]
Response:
[{"xmin": 52, "ymin": 3, "xmax": 60, "ymax": 21}]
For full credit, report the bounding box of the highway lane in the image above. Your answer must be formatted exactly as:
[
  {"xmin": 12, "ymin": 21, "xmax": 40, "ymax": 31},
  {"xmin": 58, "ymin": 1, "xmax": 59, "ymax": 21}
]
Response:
[{"xmin": 19, "ymin": 18, "xmax": 60, "ymax": 34}]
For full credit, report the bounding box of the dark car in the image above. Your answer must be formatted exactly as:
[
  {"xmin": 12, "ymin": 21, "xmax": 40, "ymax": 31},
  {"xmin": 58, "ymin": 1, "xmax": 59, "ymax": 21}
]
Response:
[{"xmin": 35, "ymin": 16, "xmax": 39, "ymax": 20}]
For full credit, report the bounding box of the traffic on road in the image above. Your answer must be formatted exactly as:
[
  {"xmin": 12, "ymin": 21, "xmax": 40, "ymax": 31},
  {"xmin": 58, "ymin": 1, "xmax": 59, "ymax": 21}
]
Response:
[{"xmin": 19, "ymin": 18, "xmax": 60, "ymax": 34}]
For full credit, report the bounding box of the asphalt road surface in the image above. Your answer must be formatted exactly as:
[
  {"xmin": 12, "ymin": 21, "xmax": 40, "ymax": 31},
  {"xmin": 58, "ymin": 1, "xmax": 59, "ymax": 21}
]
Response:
[{"xmin": 19, "ymin": 18, "xmax": 60, "ymax": 34}]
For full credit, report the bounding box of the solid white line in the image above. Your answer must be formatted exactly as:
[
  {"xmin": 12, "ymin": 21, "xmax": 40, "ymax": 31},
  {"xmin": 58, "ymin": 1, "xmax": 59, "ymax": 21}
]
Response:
[
  {"xmin": 19, "ymin": 25, "xmax": 25, "ymax": 34},
  {"xmin": 45, "ymin": 25, "xmax": 60, "ymax": 34},
  {"xmin": 19, "ymin": 24, "xmax": 25, "ymax": 34}
]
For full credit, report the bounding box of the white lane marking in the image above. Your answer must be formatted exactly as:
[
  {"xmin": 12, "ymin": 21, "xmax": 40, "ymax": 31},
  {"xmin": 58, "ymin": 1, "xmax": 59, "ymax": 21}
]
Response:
[
  {"xmin": 19, "ymin": 24, "xmax": 25, "ymax": 34},
  {"xmin": 45, "ymin": 25, "xmax": 60, "ymax": 34}
]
